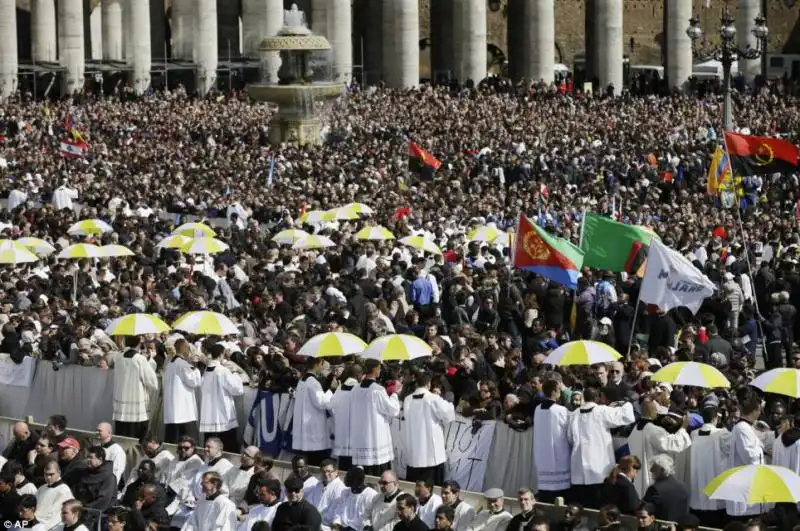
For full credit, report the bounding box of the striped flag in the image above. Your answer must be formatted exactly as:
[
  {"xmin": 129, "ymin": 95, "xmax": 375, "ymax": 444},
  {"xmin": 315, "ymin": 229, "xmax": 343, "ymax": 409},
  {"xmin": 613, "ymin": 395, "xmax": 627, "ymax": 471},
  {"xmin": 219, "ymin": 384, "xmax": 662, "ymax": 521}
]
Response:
[
  {"xmin": 59, "ymin": 139, "xmax": 88, "ymax": 158},
  {"xmin": 267, "ymin": 155, "xmax": 275, "ymax": 187}
]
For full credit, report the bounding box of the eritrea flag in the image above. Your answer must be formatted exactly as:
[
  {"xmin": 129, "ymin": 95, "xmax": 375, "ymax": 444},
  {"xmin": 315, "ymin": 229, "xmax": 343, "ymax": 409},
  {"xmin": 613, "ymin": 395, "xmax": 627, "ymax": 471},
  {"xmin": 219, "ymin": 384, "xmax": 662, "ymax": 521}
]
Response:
[
  {"xmin": 512, "ymin": 213, "xmax": 584, "ymax": 289},
  {"xmin": 409, "ymin": 141, "xmax": 442, "ymax": 173},
  {"xmin": 724, "ymin": 131, "xmax": 800, "ymax": 176}
]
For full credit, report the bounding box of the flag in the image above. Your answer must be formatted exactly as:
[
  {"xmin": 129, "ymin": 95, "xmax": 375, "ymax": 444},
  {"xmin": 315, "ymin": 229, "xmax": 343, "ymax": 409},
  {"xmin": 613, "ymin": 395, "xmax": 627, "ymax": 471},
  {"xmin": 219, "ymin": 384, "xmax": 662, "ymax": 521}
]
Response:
[
  {"xmin": 724, "ymin": 131, "xmax": 800, "ymax": 176},
  {"xmin": 243, "ymin": 390, "xmax": 294, "ymax": 456},
  {"xmin": 408, "ymin": 141, "xmax": 441, "ymax": 172},
  {"xmin": 640, "ymin": 239, "xmax": 715, "ymax": 314},
  {"xmin": 65, "ymin": 112, "xmax": 87, "ymax": 145},
  {"xmin": 512, "ymin": 213, "xmax": 584, "ymax": 289},
  {"xmin": 267, "ymin": 155, "xmax": 275, "ymax": 187},
  {"xmin": 707, "ymin": 146, "xmax": 731, "ymax": 195},
  {"xmin": 580, "ymin": 212, "xmax": 658, "ymax": 272},
  {"xmin": 59, "ymin": 139, "xmax": 87, "ymax": 158}
]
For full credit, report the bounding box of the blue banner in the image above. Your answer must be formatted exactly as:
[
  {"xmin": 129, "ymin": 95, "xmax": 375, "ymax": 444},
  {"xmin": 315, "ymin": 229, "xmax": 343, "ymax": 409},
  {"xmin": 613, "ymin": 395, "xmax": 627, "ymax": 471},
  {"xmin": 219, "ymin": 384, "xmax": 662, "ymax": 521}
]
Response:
[{"xmin": 244, "ymin": 390, "xmax": 293, "ymax": 456}]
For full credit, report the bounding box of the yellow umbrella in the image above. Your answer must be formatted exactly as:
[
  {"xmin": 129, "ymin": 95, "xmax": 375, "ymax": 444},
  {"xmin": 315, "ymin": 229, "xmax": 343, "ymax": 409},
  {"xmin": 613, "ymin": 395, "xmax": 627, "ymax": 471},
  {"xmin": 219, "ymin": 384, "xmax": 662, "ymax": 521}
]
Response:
[
  {"xmin": 704, "ymin": 465, "xmax": 800, "ymax": 504},
  {"xmin": 326, "ymin": 206, "xmax": 360, "ymax": 221},
  {"xmin": 67, "ymin": 219, "xmax": 113, "ymax": 236},
  {"xmin": 293, "ymin": 235, "xmax": 335, "ymax": 250},
  {"xmin": 180, "ymin": 237, "xmax": 229, "ymax": 255},
  {"xmin": 297, "ymin": 332, "xmax": 368, "ymax": 357},
  {"xmin": 156, "ymin": 235, "xmax": 192, "ymax": 249},
  {"xmin": 57, "ymin": 243, "xmax": 105, "ymax": 259},
  {"xmin": 298, "ymin": 210, "xmax": 331, "ymax": 224},
  {"xmin": 100, "ymin": 244, "xmax": 135, "ymax": 258},
  {"xmin": 543, "ymin": 340, "xmax": 622, "ymax": 366},
  {"xmin": 105, "ymin": 314, "xmax": 170, "ymax": 336},
  {"xmin": 468, "ymin": 226, "xmax": 509, "ymax": 245},
  {"xmin": 651, "ymin": 362, "xmax": 730, "ymax": 389},
  {"xmin": 750, "ymin": 368, "xmax": 800, "ymax": 398},
  {"xmin": 362, "ymin": 334, "xmax": 432, "ymax": 361},
  {"xmin": 172, "ymin": 311, "xmax": 239, "ymax": 336},
  {"xmin": 271, "ymin": 229, "xmax": 310, "ymax": 246},
  {"xmin": 0, "ymin": 240, "xmax": 39, "ymax": 264},
  {"xmin": 16, "ymin": 237, "xmax": 56, "ymax": 255},
  {"xmin": 399, "ymin": 235, "xmax": 442, "ymax": 255},
  {"xmin": 355, "ymin": 226, "xmax": 395, "ymax": 241},
  {"xmin": 172, "ymin": 222, "xmax": 217, "ymax": 238},
  {"xmin": 344, "ymin": 202, "xmax": 374, "ymax": 215}
]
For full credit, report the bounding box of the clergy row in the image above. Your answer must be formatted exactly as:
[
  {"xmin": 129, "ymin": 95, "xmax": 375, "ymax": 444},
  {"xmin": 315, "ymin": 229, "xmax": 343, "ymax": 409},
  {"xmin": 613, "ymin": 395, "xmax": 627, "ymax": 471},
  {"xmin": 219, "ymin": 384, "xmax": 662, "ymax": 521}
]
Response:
[{"xmin": 0, "ymin": 0, "xmax": 766, "ymax": 102}]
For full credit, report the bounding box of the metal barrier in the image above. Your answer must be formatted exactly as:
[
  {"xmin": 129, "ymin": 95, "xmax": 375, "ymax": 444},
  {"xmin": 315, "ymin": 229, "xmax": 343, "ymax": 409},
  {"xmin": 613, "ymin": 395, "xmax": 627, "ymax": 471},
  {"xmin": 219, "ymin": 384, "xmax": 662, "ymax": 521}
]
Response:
[{"xmin": 0, "ymin": 416, "xmax": 720, "ymax": 530}]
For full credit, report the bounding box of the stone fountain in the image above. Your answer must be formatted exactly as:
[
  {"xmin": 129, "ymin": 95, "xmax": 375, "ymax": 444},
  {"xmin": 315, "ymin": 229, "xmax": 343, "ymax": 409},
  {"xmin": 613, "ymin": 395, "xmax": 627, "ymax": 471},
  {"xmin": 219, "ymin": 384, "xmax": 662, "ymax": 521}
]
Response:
[{"xmin": 247, "ymin": 4, "xmax": 345, "ymax": 146}]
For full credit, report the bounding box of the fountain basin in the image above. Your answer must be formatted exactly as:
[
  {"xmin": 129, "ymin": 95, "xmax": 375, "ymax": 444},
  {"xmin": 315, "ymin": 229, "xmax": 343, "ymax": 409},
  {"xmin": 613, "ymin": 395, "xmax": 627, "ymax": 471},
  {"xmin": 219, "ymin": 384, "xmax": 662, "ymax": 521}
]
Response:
[{"xmin": 246, "ymin": 83, "xmax": 345, "ymax": 106}]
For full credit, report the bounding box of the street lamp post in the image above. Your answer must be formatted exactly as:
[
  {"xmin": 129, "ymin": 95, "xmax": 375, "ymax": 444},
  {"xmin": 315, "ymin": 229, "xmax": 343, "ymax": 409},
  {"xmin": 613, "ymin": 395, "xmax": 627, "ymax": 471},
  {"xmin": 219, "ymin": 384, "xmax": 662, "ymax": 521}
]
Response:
[{"xmin": 686, "ymin": 1, "xmax": 768, "ymax": 131}]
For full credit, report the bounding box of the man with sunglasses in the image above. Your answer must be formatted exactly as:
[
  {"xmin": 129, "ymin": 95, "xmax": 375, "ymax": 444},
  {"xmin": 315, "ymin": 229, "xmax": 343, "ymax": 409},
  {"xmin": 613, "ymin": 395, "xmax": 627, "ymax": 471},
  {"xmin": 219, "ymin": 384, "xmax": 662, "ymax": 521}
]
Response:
[
  {"xmin": 364, "ymin": 471, "xmax": 403, "ymax": 531},
  {"xmin": 161, "ymin": 437, "xmax": 203, "ymax": 518},
  {"xmin": 271, "ymin": 476, "xmax": 321, "ymax": 531}
]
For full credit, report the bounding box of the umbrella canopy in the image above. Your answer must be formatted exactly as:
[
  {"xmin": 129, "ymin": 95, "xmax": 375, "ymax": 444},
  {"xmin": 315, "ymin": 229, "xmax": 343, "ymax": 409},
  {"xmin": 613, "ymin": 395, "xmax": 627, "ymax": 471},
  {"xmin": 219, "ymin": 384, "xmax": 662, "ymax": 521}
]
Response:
[
  {"xmin": 344, "ymin": 202, "xmax": 374, "ymax": 215},
  {"xmin": 362, "ymin": 334, "xmax": 432, "ymax": 361},
  {"xmin": 67, "ymin": 218, "xmax": 113, "ymax": 236},
  {"xmin": 327, "ymin": 206, "xmax": 360, "ymax": 221},
  {"xmin": 180, "ymin": 237, "xmax": 230, "ymax": 255},
  {"xmin": 543, "ymin": 340, "xmax": 622, "ymax": 366},
  {"xmin": 100, "ymin": 244, "xmax": 135, "ymax": 258},
  {"xmin": 16, "ymin": 237, "xmax": 56, "ymax": 255},
  {"xmin": 57, "ymin": 243, "xmax": 105, "ymax": 259},
  {"xmin": 297, "ymin": 332, "xmax": 368, "ymax": 358},
  {"xmin": 399, "ymin": 235, "xmax": 442, "ymax": 255},
  {"xmin": 0, "ymin": 240, "xmax": 39, "ymax": 264},
  {"xmin": 704, "ymin": 465, "xmax": 800, "ymax": 505},
  {"xmin": 156, "ymin": 235, "xmax": 192, "ymax": 249},
  {"xmin": 651, "ymin": 362, "xmax": 730, "ymax": 388},
  {"xmin": 468, "ymin": 226, "xmax": 509, "ymax": 245},
  {"xmin": 355, "ymin": 226, "xmax": 395, "ymax": 241},
  {"xmin": 271, "ymin": 229, "xmax": 310, "ymax": 246},
  {"xmin": 298, "ymin": 210, "xmax": 330, "ymax": 224},
  {"xmin": 105, "ymin": 313, "xmax": 170, "ymax": 336},
  {"xmin": 172, "ymin": 222, "xmax": 217, "ymax": 238},
  {"xmin": 750, "ymin": 368, "xmax": 800, "ymax": 398},
  {"xmin": 293, "ymin": 235, "xmax": 335, "ymax": 250},
  {"xmin": 172, "ymin": 311, "xmax": 239, "ymax": 336}
]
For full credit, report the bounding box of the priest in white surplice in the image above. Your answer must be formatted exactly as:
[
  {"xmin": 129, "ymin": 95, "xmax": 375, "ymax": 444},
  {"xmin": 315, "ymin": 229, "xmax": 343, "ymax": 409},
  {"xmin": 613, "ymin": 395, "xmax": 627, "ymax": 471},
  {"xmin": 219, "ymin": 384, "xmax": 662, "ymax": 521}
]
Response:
[
  {"xmin": 113, "ymin": 337, "xmax": 159, "ymax": 439},
  {"xmin": 237, "ymin": 476, "xmax": 282, "ymax": 531},
  {"xmin": 726, "ymin": 392, "xmax": 769, "ymax": 518},
  {"xmin": 123, "ymin": 433, "xmax": 175, "ymax": 498},
  {"xmin": 190, "ymin": 438, "xmax": 234, "ymax": 502},
  {"xmin": 349, "ymin": 359, "xmax": 401, "ymax": 476},
  {"xmin": 164, "ymin": 338, "xmax": 202, "ymax": 443},
  {"xmin": 626, "ymin": 398, "xmax": 692, "ymax": 497},
  {"xmin": 199, "ymin": 343, "xmax": 245, "ymax": 452},
  {"xmin": 402, "ymin": 372, "xmax": 455, "ymax": 486},
  {"xmin": 182, "ymin": 471, "xmax": 237, "ymax": 531},
  {"xmin": 533, "ymin": 378, "xmax": 572, "ymax": 503},
  {"xmin": 96, "ymin": 423, "xmax": 127, "ymax": 487},
  {"xmin": 292, "ymin": 357, "xmax": 334, "ymax": 466},
  {"xmin": 35, "ymin": 461, "xmax": 73, "ymax": 530},
  {"xmin": 163, "ymin": 437, "xmax": 204, "ymax": 518},
  {"xmin": 363, "ymin": 470, "xmax": 403, "ymax": 531},
  {"xmin": 440, "ymin": 480, "xmax": 476, "ymax": 531},
  {"xmin": 331, "ymin": 366, "xmax": 363, "ymax": 471},
  {"xmin": 773, "ymin": 415, "xmax": 800, "ymax": 473},
  {"xmin": 567, "ymin": 386, "xmax": 635, "ymax": 509},
  {"xmin": 414, "ymin": 479, "xmax": 443, "ymax": 528},
  {"xmin": 330, "ymin": 467, "xmax": 379, "ymax": 531},
  {"xmin": 304, "ymin": 459, "xmax": 346, "ymax": 529},
  {"xmin": 223, "ymin": 446, "xmax": 260, "ymax": 505},
  {"xmin": 688, "ymin": 405, "xmax": 729, "ymax": 530}
]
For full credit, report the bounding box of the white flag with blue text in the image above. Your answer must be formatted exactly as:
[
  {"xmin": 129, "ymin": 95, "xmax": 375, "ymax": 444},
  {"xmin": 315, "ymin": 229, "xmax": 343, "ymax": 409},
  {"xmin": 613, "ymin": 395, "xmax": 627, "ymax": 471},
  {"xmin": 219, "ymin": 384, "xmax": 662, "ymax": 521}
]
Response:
[{"xmin": 640, "ymin": 239, "xmax": 715, "ymax": 314}]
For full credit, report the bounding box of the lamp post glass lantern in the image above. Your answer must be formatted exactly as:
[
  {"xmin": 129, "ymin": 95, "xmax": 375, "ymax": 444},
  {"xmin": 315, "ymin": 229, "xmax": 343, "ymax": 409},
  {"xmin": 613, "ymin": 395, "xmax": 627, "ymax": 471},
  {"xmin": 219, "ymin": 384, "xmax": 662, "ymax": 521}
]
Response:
[{"xmin": 686, "ymin": 1, "xmax": 768, "ymax": 131}]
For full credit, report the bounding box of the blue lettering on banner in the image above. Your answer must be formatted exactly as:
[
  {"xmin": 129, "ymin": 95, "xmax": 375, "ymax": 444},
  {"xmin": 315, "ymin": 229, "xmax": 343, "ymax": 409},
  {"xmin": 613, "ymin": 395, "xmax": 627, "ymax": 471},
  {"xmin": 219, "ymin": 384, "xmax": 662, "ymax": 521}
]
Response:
[
  {"xmin": 658, "ymin": 269, "xmax": 669, "ymax": 280},
  {"xmin": 245, "ymin": 390, "xmax": 293, "ymax": 456}
]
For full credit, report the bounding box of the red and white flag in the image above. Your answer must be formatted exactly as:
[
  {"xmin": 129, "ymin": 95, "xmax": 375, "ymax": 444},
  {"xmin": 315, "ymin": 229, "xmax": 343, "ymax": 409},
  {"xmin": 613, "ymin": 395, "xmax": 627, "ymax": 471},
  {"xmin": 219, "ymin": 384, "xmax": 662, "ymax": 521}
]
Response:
[{"xmin": 59, "ymin": 140, "xmax": 87, "ymax": 158}]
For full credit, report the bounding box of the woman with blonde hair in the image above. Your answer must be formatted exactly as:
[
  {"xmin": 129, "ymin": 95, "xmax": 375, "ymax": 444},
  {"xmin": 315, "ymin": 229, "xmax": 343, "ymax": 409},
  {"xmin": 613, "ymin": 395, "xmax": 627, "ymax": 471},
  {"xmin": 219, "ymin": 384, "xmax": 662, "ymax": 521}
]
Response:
[{"xmin": 599, "ymin": 455, "xmax": 641, "ymax": 515}]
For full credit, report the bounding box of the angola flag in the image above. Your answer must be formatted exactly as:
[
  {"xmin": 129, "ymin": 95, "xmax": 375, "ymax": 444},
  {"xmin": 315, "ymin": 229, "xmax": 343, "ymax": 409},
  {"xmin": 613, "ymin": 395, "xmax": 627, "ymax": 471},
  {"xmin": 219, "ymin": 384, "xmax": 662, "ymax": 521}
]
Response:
[
  {"xmin": 724, "ymin": 131, "xmax": 800, "ymax": 176},
  {"xmin": 408, "ymin": 141, "xmax": 442, "ymax": 173}
]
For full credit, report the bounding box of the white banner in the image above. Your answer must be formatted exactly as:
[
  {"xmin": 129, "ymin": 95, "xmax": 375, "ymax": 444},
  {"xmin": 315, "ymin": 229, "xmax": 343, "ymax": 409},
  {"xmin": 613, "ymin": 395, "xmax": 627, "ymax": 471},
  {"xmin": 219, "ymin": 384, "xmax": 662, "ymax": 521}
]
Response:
[
  {"xmin": 0, "ymin": 355, "xmax": 35, "ymax": 388},
  {"xmin": 390, "ymin": 416, "xmax": 408, "ymax": 480},
  {"xmin": 444, "ymin": 416, "xmax": 496, "ymax": 492}
]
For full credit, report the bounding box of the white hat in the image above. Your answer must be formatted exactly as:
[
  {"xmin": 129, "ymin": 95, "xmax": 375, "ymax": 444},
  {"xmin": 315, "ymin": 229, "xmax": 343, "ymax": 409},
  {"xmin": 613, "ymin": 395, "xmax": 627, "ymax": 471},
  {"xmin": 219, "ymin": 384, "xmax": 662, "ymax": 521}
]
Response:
[{"xmin": 599, "ymin": 317, "xmax": 612, "ymax": 326}]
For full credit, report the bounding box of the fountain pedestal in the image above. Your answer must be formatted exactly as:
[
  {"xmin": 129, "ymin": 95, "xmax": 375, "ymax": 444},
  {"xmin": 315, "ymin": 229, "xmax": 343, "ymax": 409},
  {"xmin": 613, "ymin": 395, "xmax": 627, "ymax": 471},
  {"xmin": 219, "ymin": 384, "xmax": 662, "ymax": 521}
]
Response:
[{"xmin": 246, "ymin": 6, "xmax": 344, "ymax": 146}]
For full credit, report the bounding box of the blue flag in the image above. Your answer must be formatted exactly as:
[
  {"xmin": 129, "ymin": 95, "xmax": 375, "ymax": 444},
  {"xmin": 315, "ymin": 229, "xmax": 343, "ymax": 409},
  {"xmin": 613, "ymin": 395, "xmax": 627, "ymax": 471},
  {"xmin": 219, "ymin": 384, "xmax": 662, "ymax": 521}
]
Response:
[{"xmin": 243, "ymin": 390, "xmax": 293, "ymax": 456}]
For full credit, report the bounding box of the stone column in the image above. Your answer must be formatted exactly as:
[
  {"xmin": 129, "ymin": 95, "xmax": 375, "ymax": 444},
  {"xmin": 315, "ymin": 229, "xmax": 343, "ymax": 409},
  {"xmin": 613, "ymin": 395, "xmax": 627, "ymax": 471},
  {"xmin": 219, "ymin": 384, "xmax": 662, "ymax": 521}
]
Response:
[
  {"xmin": 453, "ymin": 0, "xmax": 486, "ymax": 83},
  {"xmin": 329, "ymin": 0, "xmax": 351, "ymax": 83},
  {"xmin": 666, "ymin": 0, "xmax": 691, "ymax": 91},
  {"xmin": 523, "ymin": 0, "xmax": 554, "ymax": 83},
  {"xmin": 596, "ymin": 0, "xmax": 623, "ymax": 94},
  {"xmin": 102, "ymin": 0, "xmax": 123, "ymax": 60},
  {"xmin": 32, "ymin": 0, "xmax": 58, "ymax": 63},
  {"xmin": 128, "ymin": 0, "xmax": 151, "ymax": 94},
  {"xmin": 0, "ymin": 0, "xmax": 17, "ymax": 101},
  {"xmin": 243, "ymin": 0, "xmax": 282, "ymax": 82},
  {"xmin": 430, "ymin": 0, "xmax": 454, "ymax": 83},
  {"xmin": 59, "ymin": 0, "xmax": 85, "ymax": 94},
  {"xmin": 737, "ymin": 0, "xmax": 760, "ymax": 84},
  {"xmin": 170, "ymin": 0, "xmax": 193, "ymax": 60},
  {"xmin": 195, "ymin": 0, "xmax": 218, "ymax": 95}
]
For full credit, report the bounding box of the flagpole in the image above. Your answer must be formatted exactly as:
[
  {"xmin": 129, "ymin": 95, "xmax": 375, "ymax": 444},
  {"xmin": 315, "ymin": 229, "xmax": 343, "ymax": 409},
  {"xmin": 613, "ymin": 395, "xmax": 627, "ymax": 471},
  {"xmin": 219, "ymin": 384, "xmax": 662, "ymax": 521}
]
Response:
[
  {"xmin": 722, "ymin": 132, "xmax": 769, "ymax": 361},
  {"xmin": 626, "ymin": 299, "xmax": 641, "ymax": 360}
]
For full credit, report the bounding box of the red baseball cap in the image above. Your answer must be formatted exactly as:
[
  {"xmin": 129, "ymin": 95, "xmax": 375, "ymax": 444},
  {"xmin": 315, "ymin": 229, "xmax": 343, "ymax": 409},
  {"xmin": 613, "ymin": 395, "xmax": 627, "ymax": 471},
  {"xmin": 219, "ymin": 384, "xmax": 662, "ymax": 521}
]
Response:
[{"xmin": 57, "ymin": 437, "xmax": 80, "ymax": 450}]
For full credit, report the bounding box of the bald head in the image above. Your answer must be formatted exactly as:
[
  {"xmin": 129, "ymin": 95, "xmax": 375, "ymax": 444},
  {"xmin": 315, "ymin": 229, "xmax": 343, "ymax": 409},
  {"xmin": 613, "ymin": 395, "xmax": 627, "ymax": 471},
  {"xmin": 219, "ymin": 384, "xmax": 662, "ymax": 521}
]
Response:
[
  {"xmin": 96, "ymin": 423, "xmax": 112, "ymax": 443},
  {"xmin": 13, "ymin": 422, "xmax": 29, "ymax": 440}
]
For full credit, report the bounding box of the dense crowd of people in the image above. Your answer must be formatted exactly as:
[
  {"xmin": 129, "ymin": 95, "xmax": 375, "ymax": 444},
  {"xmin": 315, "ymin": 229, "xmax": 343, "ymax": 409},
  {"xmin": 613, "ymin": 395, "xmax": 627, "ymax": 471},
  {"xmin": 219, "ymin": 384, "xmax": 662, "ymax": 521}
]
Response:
[{"xmin": 0, "ymin": 75, "xmax": 800, "ymax": 531}]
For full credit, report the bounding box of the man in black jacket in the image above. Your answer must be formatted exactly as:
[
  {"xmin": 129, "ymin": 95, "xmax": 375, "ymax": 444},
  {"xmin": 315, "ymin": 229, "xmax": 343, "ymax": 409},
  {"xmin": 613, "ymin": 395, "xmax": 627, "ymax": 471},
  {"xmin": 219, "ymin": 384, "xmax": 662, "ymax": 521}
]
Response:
[
  {"xmin": 130, "ymin": 483, "xmax": 170, "ymax": 531},
  {"xmin": 271, "ymin": 477, "xmax": 321, "ymax": 531},
  {"xmin": 2, "ymin": 422, "xmax": 38, "ymax": 465},
  {"xmin": 0, "ymin": 471, "xmax": 21, "ymax": 526},
  {"xmin": 643, "ymin": 454, "xmax": 689, "ymax": 523},
  {"xmin": 74, "ymin": 446, "xmax": 117, "ymax": 521},
  {"xmin": 57, "ymin": 437, "xmax": 87, "ymax": 492}
]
